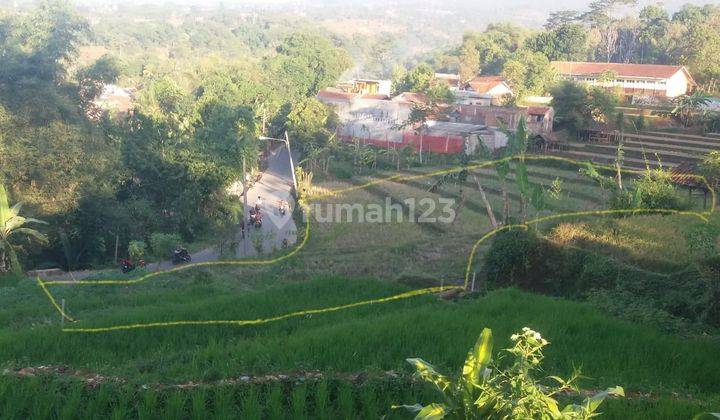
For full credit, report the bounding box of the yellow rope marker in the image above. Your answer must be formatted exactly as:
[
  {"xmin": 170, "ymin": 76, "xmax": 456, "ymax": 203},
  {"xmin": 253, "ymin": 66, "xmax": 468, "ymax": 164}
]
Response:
[
  {"xmin": 36, "ymin": 155, "xmax": 718, "ymax": 332},
  {"xmin": 37, "ymin": 277, "xmax": 76, "ymax": 323},
  {"xmin": 61, "ymin": 286, "xmax": 457, "ymax": 333}
]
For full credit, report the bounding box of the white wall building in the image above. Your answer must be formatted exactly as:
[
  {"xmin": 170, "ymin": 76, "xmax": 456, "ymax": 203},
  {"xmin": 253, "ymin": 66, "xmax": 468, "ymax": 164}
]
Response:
[{"xmin": 551, "ymin": 61, "xmax": 696, "ymax": 102}]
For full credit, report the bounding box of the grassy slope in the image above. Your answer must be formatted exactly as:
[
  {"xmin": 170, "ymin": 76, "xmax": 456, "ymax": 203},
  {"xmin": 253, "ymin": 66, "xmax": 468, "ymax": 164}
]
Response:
[
  {"xmin": 1, "ymin": 277, "xmax": 718, "ymax": 418},
  {"xmin": 3, "ymin": 278, "xmax": 719, "ymax": 393}
]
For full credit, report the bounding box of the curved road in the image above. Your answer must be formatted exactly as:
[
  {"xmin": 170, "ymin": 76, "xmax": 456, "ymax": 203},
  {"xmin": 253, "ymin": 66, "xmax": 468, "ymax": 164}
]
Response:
[{"xmin": 45, "ymin": 146, "xmax": 298, "ymax": 281}]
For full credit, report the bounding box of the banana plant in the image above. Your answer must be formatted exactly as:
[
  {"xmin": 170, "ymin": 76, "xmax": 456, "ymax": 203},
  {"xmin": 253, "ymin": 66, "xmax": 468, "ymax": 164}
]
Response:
[
  {"xmin": 0, "ymin": 185, "xmax": 48, "ymax": 275},
  {"xmin": 395, "ymin": 327, "xmax": 623, "ymax": 419}
]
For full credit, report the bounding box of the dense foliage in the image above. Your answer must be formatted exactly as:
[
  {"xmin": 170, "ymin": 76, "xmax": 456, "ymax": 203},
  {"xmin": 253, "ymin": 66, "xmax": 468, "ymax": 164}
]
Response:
[
  {"xmin": 0, "ymin": 2, "xmax": 351, "ymax": 271},
  {"xmin": 431, "ymin": 2, "xmax": 720, "ymax": 94}
]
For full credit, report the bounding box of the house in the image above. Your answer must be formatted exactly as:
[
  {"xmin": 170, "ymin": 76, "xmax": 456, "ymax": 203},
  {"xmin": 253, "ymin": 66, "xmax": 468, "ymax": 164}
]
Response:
[
  {"xmin": 316, "ymin": 87, "xmax": 507, "ymax": 154},
  {"xmin": 551, "ymin": 61, "xmax": 696, "ymax": 102},
  {"xmin": 336, "ymin": 79, "xmax": 392, "ymax": 97},
  {"xmin": 456, "ymin": 76, "xmax": 513, "ymax": 106},
  {"xmin": 419, "ymin": 121, "xmax": 508, "ymax": 154},
  {"xmin": 452, "ymin": 105, "xmax": 554, "ymax": 134},
  {"xmin": 464, "ymin": 76, "xmax": 513, "ymax": 97},
  {"xmin": 317, "ymin": 88, "xmax": 415, "ymax": 144},
  {"xmin": 94, "ymin": 84, "xmax": 135, "ymax": 114}
]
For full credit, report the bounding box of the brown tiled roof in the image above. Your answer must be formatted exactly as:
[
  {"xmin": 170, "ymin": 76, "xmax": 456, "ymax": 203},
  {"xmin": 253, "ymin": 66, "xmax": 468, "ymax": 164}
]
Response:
[
  {"xmin": 551, "ymin": 61, "xmax": 691, "ymax": 80},
  {"xmin": 392, "ymin": 92, "xmax": 427, "ymax": 105},
  {"xmin": 526, "ymin": 106, "xmax": 551, "ymax": 116},
  {"xmin": 317, "ymin": 89, "xmax": 358, "ymax": 101},
  {"xmin": 466, "ymin": 76, "xmax": 510, "ymax": 94},
  {"xmin": 360, "ymin": 93, "xmax": 390, "ymax": 100},
  {"xmin": 670, "ymin": 162, "xmax": 703, "ymax": 188}
]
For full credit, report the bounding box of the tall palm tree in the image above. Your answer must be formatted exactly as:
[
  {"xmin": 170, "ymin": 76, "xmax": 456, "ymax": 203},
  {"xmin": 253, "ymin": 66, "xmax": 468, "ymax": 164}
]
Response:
[{"xmin": 0, "ymin": 185, "xmax": 47, "ymax": 275}]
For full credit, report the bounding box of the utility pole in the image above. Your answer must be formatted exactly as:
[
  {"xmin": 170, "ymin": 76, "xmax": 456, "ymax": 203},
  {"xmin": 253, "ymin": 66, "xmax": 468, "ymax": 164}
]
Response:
[
  {"xmin": 242, "ymin": 156, "xmax": 249, "ymax": 255},
  {"xmin": 284, "ymin": 131, "xmax": 298, "ymax": 195}
]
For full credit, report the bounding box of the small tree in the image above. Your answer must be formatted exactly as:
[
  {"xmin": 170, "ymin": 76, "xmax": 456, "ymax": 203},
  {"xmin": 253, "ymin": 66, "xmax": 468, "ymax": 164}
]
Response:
[
  {"xmin": 149, "ymin": 233, "xmax": 181, "ymax": 260},
  {"xmin": 395, "ymin": 327, "xmax": 623, "ymax": 419},
  {"xmin": 128, "ymin": 240, "xmax": 147, "ymax": 261}
]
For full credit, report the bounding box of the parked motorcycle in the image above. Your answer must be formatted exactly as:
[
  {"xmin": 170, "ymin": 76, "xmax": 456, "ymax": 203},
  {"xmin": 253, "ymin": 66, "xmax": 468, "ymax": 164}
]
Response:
[
  {"xmin": 172, "ymin": 248, "xmax": 192, "ymax": 265},
  {"xmin": 120, "ymin": 258, "xmax": 135, "ymax": 273},
  {"xmin": 249, "ymin": 208, "xmax": 263, "ymax": 228}
]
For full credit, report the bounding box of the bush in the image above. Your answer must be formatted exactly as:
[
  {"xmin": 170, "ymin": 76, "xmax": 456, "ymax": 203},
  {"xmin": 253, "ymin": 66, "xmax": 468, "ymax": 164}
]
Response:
[
  {"xmin": 684, "ymin": 223, "xmax": 720, "ymax": 260},
  {"xmin": 633, "ymin": 171, "xmax": 683, "ymax": 210},
  {"xmin": 149, "ymin": 233, "xmax": 182, "ymax": 260},
  {"xmin": 128, "ymin": 241, "xmax": 146, "ymax": 260},
  {"xmin": 396, "ymin": 327, "xmax": 623, "ymax": 419},
  {"xmin": 482, "ymin": 226, "xmax": 716, "ymax": 327},
  {"xmin": 330, "ymin": 160, "xmax": 354, "ymax": 179}
]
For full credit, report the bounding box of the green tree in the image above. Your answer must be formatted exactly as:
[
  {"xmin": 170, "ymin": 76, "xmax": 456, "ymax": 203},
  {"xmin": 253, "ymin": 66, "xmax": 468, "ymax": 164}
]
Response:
[
  {"xmin": 525, "ymin": 23, "xmax": 589, "ymax": 61},
  {"xmin": 458, "ymin": 40, "xmax": 480, "ymax": 84},
  {"xmin": 587, "ymin": 86, "xmax": 620, "ymax": 123},
  {"xmin": 284, "ymin": 97, "xmax": 336, "ymax": 156},
  {"xmin": 500, "ymin": 50, "xmax": 556, "ymax": 99},
  {"xmin": 638, "ymin": 5, "xmax": 669, "ymax": 63},
  {"xmin": 394, "ymin": 63, "xmax": 435, "ymax": 93},
  {"xmin": 267, "ymin": 31, "xmax": 352, "ymax": 99},
  {"xmin": 0, "ymin": 185, "xmax": 47, "ymax": 275},
  {"xmin": 550, "ymin": 81, "xmax": 618, "ymax": 132},
  {"xmin": 550, "ymin": 81, "xmax": 592, "ymax": 133}
]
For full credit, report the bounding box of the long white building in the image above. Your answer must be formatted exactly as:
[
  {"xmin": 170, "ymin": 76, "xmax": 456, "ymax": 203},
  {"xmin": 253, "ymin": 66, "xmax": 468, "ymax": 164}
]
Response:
[{"xmin": 551, "ymin": 61, "xmax": 696, "ymax": 102}]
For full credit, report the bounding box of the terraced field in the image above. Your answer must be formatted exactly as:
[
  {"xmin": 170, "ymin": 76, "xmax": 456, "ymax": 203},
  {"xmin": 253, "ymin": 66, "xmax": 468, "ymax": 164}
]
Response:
[{"xmin": 549, "ymin": 131, "xmax": 720, "ymax": 170}]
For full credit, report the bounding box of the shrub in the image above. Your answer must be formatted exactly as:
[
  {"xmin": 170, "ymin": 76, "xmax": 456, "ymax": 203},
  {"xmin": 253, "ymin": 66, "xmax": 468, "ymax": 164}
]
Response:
[
  {"xmin": 684, "ymin": 223, "xmax": 720, "ymax": 260},
  {"xmin": 483, "ymin": 229, "xmax": 562, "ymax": 294},
  {"xmin": 330, "ymin": 161, "xmax": 354, "ymax": 179},
  {"xmin": 633, "ymin": 170, "xmax": 682, "ymax": 210},
  {"xmin": 395, "ymin": 327, "xmax": 623, "ymax": 419},
  {"xmin": 149, "ymin": 233, "xmax": 181, "ymax": 259},
  {"xmin": 127, "ymin": 241, "xmax": 146, "ymax": 260}
]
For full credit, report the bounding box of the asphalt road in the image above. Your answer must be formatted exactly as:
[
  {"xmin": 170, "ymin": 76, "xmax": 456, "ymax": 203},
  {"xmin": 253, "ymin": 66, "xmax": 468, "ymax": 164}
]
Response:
[{"xmin": 46, "ymin": 146, "xmax": 299, "ymax": 281}]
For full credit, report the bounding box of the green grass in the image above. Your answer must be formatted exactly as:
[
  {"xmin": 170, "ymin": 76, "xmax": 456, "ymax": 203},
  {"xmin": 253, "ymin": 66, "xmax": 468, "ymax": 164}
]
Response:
[
  {"xmin": 0, "ymin": 375, "xmax": 713, "ymax": 420},
  {"xmin": 3, "ymin": 278, "xmax": 720, "ymax": 396}
]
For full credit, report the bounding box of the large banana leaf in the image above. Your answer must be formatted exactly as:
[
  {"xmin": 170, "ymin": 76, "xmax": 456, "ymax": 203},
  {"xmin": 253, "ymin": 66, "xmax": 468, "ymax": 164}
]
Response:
[
  {"xmin": 9, "ymin": 228, "xmax": 48, "ymax": 244},
  {"xmin": 407, "ymin": 358, "xmax": 452, "ymax": 393},
  {"xmin": 563, "ymin": 386, "xmax": 624, "ymax": 415},
  {"xmin": 0, "ymin": 185, "xmax": 9, "ymax": 228},
  {"xmin": 462, "ymin": 328, "xmax": 493, "ymax": 387},
  {"xmin": 415, "ymin": 403, "xmax": 448, "ymax": 420}
]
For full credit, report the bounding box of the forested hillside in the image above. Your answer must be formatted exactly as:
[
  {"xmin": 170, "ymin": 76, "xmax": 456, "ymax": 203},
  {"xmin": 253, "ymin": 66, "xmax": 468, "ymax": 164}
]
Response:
[{"xmin": 0, "ymin": 2, "xmax": 350, "ymax": 271}]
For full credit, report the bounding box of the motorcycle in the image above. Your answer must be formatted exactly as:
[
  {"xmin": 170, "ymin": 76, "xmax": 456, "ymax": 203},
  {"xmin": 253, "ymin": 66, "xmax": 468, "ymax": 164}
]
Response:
[
  {"xmin": 172, "ymin": 248, "xmax": 192, "ymax": 265},
  {"xmin": 249, "ymin": 208, "xmax": 263, "ymax": 228},
  {"xmin": 120, "ymin": 258, "xmax": 135, "ymax": 273},
  {"xmin": 278, "ymin": 200, "xmax": 287, "ymax": 216}
]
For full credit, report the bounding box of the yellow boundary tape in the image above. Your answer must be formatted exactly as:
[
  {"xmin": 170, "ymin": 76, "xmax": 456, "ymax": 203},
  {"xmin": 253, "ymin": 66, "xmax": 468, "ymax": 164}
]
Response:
[
  {"xmin": 61, "ymin": 286, "xmax": 453, "ymax": 333},
  {"xmin": 37, "ymin": 155, "xmax": 716, "ymax": 333}
]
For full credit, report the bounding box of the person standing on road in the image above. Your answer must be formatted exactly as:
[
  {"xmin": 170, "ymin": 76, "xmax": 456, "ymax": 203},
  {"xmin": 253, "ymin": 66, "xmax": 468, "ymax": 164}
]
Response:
[{"xmin": 255, "ymin": 196, "xmax": 263, "ymax": 211}]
